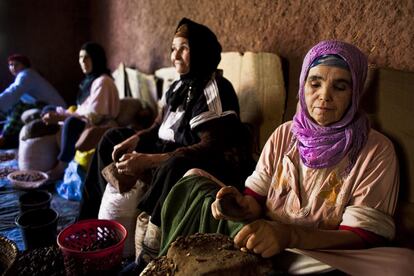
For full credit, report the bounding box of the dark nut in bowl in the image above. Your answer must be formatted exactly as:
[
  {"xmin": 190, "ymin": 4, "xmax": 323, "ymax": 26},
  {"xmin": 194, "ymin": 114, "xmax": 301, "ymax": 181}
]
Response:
[{"xmin": 7, "ymin": 170, "xmax": 49, "ymax": 189}]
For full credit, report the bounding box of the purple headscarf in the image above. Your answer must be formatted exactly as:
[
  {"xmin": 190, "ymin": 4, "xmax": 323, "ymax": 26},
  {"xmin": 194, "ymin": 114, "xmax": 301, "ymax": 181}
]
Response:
[{"xmin": 292, "ymin": 40, "xmax": 370, "ymax": 171}]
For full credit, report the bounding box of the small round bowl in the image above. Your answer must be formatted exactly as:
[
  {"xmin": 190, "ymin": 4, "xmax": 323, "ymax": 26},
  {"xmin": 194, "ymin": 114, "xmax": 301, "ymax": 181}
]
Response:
[
  {"xmin": 19, "ymin": 190, "xmax": 52, "ymax": 212},
  {"xmin": 7, "ymin": 170, "xmax": 49, "ymax": 189}
]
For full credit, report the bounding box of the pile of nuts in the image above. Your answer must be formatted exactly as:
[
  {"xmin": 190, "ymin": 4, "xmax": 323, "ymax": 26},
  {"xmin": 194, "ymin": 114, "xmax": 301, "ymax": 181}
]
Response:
[{"xmin": 10, "ymin": 246, "xmax": 65, "ymax": 276}]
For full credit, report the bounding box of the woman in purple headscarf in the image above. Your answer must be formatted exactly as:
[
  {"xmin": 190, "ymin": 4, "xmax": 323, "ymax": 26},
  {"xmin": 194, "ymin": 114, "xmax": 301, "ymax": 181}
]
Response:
[
  {"xmin": 216, "ymin": 40, "xmax": 398, "ymax": 257},
  {"xmin": 157, "ymin": 40, "xmax": 404, "ymax": 274}
]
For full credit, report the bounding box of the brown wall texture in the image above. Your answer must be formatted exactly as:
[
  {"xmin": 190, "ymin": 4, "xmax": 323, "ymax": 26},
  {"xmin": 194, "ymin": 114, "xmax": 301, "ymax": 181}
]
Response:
[
  {"xmin": 90, "ymin": 0, "xmax": 414, "ymax": 75},
  {"xmin": 1, "ymin": 0, "xmax": 413, "ymax": 103},
  {"xmin": 0, "ymin": 0, "xmax": 89, "ymax": 105}
]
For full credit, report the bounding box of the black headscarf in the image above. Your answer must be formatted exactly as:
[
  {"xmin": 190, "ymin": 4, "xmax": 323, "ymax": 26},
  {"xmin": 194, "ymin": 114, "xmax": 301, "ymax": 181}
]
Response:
[
  {"xmin": 77, "ymin": 42, "xmax": 111, "ymax": 105},
  {"xmin": 178, "ymin": 18, "xmax": 222, "ymax": 79},
  {"xmin": 167, "ymin": 18, "xmax": 222, "ymax": 111}
]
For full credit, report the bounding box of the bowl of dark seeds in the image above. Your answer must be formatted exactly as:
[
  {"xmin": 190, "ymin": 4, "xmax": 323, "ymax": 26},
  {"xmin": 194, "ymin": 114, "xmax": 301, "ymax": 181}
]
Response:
[{"xmin": 7, "ymin": 170, "xmax": 48, "ymax": 189}]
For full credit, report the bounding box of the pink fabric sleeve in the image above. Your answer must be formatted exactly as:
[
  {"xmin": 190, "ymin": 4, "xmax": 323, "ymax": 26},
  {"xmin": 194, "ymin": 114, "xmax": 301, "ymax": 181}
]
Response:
[
  {"xmin": 76, "ymin": 75, "xmax": 120, "ymax": 121},
  {"xmin": 243, "ymin": 187, "xmax": 267, "ymax": 206},
  {"xmin": 245, "ymin": 122, "xmax": 293, "ymax": 196},
  {"xmin": 347, "ymin": 131, "xmax": 399, "ymax": 213},
  {"xmin": 339, "ymin": 225, "xmax": 387, "ymax": 247},
  {"xmin": 340, "ymin": 130, "xmax": 399, "ymax": 239},
  {"xmin": 294, "ymin": 247, "xmax": 414, "ymax": 276}
]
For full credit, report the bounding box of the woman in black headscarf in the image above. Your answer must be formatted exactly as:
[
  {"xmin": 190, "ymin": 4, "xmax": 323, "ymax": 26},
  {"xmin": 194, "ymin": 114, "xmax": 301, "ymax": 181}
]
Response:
[
  {"xmin": 42, "ymin": 42, "xmax": 120, "ymax": 180},
  {"xmin": 79, "ymin": 17, "xmax": 253, "ymax": 259}
]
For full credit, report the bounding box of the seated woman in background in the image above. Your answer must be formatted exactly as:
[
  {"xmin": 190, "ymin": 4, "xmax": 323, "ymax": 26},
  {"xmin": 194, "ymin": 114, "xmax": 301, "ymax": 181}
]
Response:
[
  {"xmin": 79, "ymin": 17, "xmax": 253, "ymax": 264},
  {"xmin": 158, "ymin": 40, "xmax": 407, "ymax": 274},
  {"xmin": 42, "ymin": 42, "xmax": 119, "ymax": 180},
  {"xmin": 0, "ymin": 54, "xmax": 66, "ymax": 148}
]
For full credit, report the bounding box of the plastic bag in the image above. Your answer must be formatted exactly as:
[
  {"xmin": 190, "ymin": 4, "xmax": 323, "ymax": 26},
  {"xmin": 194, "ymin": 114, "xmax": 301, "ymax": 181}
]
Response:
[{"xmin": 56, "ymin": 160, "xmax": 85, "ymax": 201}]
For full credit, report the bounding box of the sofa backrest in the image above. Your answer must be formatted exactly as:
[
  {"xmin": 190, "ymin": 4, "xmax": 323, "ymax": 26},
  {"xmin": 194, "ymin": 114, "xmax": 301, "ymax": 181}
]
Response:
[
  {"xmin": 218, "ymin": 52, "xmax": 286, "ymax": 157},
  {"xmin": 112, "ymin": 63, "xmax": 158, "ymax": 113},
  {"xmin": 154, "ymin": 67, "xmax": 179, "ymax": 99},
  {"xmin": 111, "ymin": 63, "xmax": 158, "ymax": 131}
]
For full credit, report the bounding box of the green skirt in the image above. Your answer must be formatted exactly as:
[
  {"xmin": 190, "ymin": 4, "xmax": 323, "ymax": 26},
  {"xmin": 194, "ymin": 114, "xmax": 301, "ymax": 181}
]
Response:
[{"xmin": 159, "ymin": 175, "xmax": 244, "ymax": 256}]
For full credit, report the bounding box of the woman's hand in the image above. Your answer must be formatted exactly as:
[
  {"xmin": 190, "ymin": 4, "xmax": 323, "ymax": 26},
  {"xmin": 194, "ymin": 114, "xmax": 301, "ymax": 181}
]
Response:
[
  {"xmin": 234, "ymin": 220, "xmax": 292, "ymax": 258},
  {"xmin": 112, "ymin": 134, "xmax": 139, "ymax": 162},
  {"xmin": 115, "ymin": 151, "xmax": 170, "ymax": 177},
  {"xmin": 42, "ymin": 111, "xmax": 67, "ymax": 125},
  {"xmin": 211, "ymin": 186, "xmax": 262, "ymax": 221}
]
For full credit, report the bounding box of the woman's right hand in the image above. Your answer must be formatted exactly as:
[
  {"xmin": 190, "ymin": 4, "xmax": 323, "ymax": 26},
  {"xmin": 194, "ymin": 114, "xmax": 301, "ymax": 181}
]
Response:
[
  {"xmin": 211, "ymin": 186, "xmax": 261, "ymax": 222},
  {"xmin": 112, "ymin": 134, "xmax": 140, "ymax": 162}
]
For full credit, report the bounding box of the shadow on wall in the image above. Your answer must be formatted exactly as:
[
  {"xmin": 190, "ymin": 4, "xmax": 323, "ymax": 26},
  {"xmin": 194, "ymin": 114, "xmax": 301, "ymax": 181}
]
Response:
[
  {"xmin": 361, "ymin": 68, "xmax": 413, "ymax": 203},
  {"xmin": 89, "ymin": 0, "xmax": 414, "ymax": 75},
  {"xmin": 0, "ymin": 0, "xmax": 91, "ymax": 104}
]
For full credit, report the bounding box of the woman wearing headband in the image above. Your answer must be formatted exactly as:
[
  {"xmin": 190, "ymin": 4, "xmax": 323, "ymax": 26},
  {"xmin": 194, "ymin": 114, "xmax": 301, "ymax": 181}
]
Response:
[{"xmin": 0, "ymin": 54, "xmax": 66, "ymax": 148}]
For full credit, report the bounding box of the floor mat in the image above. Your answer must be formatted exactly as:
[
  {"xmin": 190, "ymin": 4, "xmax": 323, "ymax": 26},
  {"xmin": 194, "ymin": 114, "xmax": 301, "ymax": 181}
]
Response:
[{"xmin": 0, "ymin": 149, "xmax": 80, "ymax": 251}]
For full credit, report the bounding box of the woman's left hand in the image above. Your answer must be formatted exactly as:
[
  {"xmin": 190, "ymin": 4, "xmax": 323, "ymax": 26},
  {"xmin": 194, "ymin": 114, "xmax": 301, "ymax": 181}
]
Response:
[
  {"xmin": 115, "ymin": 152, "xmax": 150, "ymax": 176},
  {"xmin": 233, "ymin": 219, "xmax": 293, "ymax": 258}
]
